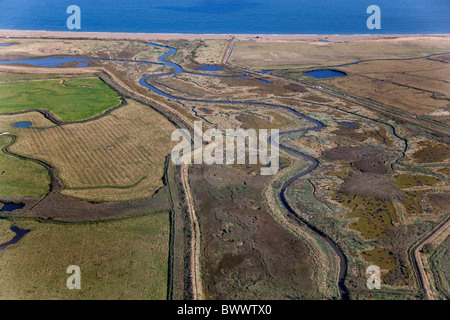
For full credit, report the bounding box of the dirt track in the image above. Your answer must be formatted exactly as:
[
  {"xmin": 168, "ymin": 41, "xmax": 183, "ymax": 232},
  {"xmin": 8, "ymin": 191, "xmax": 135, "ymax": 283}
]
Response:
[{"xmin": 180, "ymin": 163, "xmax": 203, "ymax": 300}]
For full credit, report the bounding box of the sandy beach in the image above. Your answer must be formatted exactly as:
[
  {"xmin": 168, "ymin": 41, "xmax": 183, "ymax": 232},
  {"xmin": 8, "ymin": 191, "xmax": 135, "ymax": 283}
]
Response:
[{"xmin": 1, "ymin": 29, "xmax": 449, "ymax": 42}]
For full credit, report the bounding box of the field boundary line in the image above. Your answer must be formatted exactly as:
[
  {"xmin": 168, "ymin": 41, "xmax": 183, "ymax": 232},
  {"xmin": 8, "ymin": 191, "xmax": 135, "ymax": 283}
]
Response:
[
  {"xmin": 410, "ymin": 215, "xmax": 450, "ymax": 300},
  {"xmin": 180, "ymin": 163, "xmax": 204, "ymax": 300}
]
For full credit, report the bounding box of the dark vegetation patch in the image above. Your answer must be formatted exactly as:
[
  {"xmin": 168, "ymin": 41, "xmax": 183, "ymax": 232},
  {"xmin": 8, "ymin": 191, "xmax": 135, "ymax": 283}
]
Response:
[
  {"xmin": 426, "ymin": 193, "xmax": 450, "ymax": 215},
  {"xmin": 303, "ymin": 95, "xmax": 332, "ymax": 103},
  {"xmin": 283, "ymin": 83, "xmax": 307, "ymax": 93},
  {"xmin": 231, "ymin": 156, "xmax": 291, "ymax": 176},
  {"xmin": 190, "ymin": 164, "xmax": 315, "ymax": 299},
  {"xmin": 353, "ymin": 158, "xmax": 388, "ymax": 174},
  {"xmin": 219, "ymin": 76, "xmax": 268, "ymax": 88},
  {"xmin": 324, "ymin": 145, "xmax": 388, "ymax": 162},
  {"xmin": 218, "ymin": 77, "xmax": 306, "ymax": 97},
  {"xmin": 8, "ymin": 186, "xmax": 171, "ymax": 222},
  {"xmin": 324, "ymin": 145, "xmax": 390, "ymax": 175},
  {"xmin": 236, "ymin": 111, "xmax": 296, "ymax": 130},
  {"xmin": 340, "ymin": 172, "xmax": 403, "ymax": 201}
]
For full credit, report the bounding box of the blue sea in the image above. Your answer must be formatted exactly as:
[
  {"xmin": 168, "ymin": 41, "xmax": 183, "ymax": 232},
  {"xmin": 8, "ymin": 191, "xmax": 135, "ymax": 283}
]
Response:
[{"xmin": 0, "ymin": 0, "xmax": 449, "ymax": 34}]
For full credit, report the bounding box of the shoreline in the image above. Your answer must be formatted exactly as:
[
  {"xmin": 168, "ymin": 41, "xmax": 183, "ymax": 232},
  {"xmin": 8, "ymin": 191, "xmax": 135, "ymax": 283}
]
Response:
[{"xmin": 1, "ymin": 29, "xmax": 449, "ymax": 41}]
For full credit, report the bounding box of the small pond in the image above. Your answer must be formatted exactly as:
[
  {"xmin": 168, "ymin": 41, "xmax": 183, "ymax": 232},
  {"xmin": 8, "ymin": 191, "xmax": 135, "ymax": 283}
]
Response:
[
  {"xmin": 14, "ymin": 121, "xmax": 32, "ymax": 128},
  {"xmin": 306, "ymin": 69, "xmax": 347, "ymax": 79}
]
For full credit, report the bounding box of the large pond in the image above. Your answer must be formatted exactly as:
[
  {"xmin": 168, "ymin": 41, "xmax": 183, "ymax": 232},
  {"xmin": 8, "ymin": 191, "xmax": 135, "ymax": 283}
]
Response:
[
  {"xmin": 306, "ymin": 69, "xmax": 347, "ymax": 79},
  {"xmin": 0, "ymin": 57, "xmax": 89, "ymax": 67}
]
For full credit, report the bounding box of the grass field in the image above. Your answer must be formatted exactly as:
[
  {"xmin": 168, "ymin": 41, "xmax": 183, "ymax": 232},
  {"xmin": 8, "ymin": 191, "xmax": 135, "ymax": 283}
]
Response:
[
  {"xmin": 236, "ymin": 111, "xmax": 297, "ymax": 130},
  {"xmin": 0, "ymin": 78, "xmax": 120, "ymax": 121},
  {"xmin": 167, "ymin": 39, "xmax": 228, "ymax": 68},
  {"xmin": 277, "ymin": 57, "xmax": 450, "ymax": 117},
  {"xmin": 190, "ymin": 164, "xmax": 318, "ymax": 299},
  {"xmin": 230, "ymin": 37, "xmax": 450, "ymax": 69},
  {"xmin": 0, "ymin": 72, "xmax": 98, "ymax": 83},
  {"xmin": 0, "ymin": 135, "xmax": 50, "ymax": 197},
  {"xmin": 0, "ymin": 38, "xmax": 166, "ymax": 62},
  {"xmin": 0, "ymin": 219, "xmax": 16, "ymax": 244},
  {"xmin": 320, "ymin": 60, "xmax": 449, "ymax": 116},
  {"xmin": 393, "ymin": 174, "xmax": 440, "ymax": 189},
  {"xmin": 333, "ymin": 59, "xmax": 450, "ymax": 99},
  {"xmin": 10, "ymin": 99, "xmax": 176, "ymax": 201},
  {"xmin": 0, "ymin": 108, "xmax": 58, "ymax": 131},
  {"xmin": 0, "ymin": 212, "xmax": 170, "ymax": 299}
]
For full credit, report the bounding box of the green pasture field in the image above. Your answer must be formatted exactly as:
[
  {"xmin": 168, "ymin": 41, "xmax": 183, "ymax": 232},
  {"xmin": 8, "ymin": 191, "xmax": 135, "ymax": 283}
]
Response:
[
  {"xmin": 0, "ymin": 212, "xmax": 170, "ymax": 299},
  {"xmin": 0, "ymin": 78, "xmax": 120, "ymax": 121}
]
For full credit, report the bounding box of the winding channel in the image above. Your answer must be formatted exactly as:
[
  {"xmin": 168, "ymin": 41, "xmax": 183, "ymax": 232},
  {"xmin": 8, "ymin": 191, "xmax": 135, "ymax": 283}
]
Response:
[
  {"xmin": 139, "ymin": 43, "xmax": 350, "ymax": 299},
  {"xmin": 0, "ymin": 42, "xmax": 349, "ymax": 299}
]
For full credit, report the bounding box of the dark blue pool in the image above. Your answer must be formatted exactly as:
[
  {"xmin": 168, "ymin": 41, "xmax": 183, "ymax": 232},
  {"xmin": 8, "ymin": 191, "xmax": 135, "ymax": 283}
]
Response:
[
  {"xmin": 1, "ymin": 203, "xmax": 24, "ymax": 212},
  {"xmin": 0, "ymin": 56, "xmax": 162, "ymax": 68},
  {"xmin": 14, "ymin": 121, "xmax": 32, "ymax": 128},
  {"xmin": 0, "ymin": 57, "xmax": 90, "ymax": 67},
  {"xmin": 306, "ymin": 69, "xmax": 347, "ymax": 79},
  {"xmin": 256, "ymin": 78, "xmax": 273, "ymax": 84}
]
